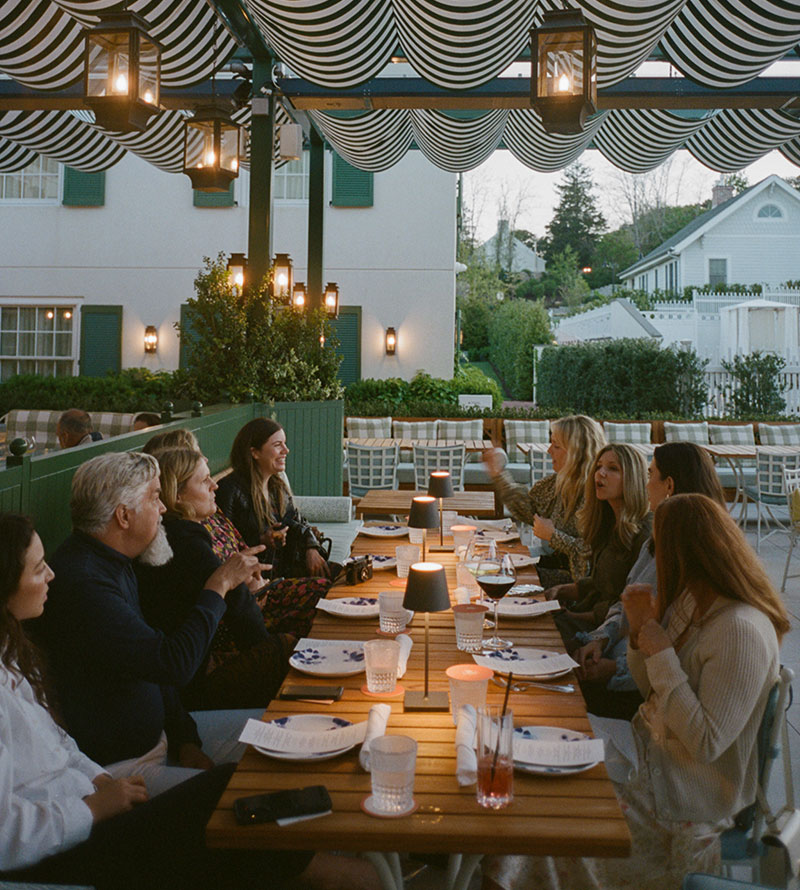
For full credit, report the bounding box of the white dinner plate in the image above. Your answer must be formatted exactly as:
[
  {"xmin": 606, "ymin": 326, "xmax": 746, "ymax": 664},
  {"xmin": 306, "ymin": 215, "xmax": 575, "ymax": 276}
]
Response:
[
  {"xmin": 358, "ymin": 525, "xmax": 409, "ymax": 538},
  {"xmin": 289, "ymin": 640, "xmax": 366, "ymax": 677},
  {"xmin": 370, "ymin": 554, "xmax": 397, "ymax": 570},
  {"xmin": 472, "ymin": 647, "xmax": 577, "ymax": 680},
  {"xmin": 252, "ymin": 714, "xmax": 356, "ymax": 762},
  {"xmin": 513, "ymin": 725, "xmax": 599, "ymax": 776},
  {"xmin": 473, "ymin": 528, "xmax": 518, "ymax": 544},
  {"xmin": 509, "ymin": 583, "xmax": 544, "ymax": 595},
  {"xmin": 316, "ymin": 596, "xmax": 380, "ymax": 619},
  {"xmin": 495, "ymin": 597, "xmax": 552, "ymax": 619},
  {"xmin": 508, "ymin": 553, "xmax": 538, "ymax": 569}
]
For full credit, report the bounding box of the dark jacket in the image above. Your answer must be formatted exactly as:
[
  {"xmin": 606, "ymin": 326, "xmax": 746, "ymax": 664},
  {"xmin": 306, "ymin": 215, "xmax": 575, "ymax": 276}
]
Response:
[
  {"xmin": 215, "ymin": 471, "xmax": 322, "ymax": 576},
  {"xmin": 33, "ymin": 531, "xmax": 225, "ymax": 765}
]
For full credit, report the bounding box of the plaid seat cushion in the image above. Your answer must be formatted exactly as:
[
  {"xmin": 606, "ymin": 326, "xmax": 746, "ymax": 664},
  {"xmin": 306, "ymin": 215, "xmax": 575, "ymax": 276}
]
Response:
[
  {"xmin": 759, "ymin": 423, "xmax": 800, "ymax": 446},
  {"xmin": 663, "ymin": 421, "xmax": 709, "ymax": 445},
  {"xmin": 393, "ymin": 420, "xmax": 438, "ymax": 461},
  {"xmin": 709, "ymin": 424, "xmax": 755, "ymax": 446},
  {"xmin": 603, "ymin": 422, "xmax": 652, "ymax": 444},
  {"xmin": 504, "ymin": 420, "xmax": 550, "ymax": 457},
  {"xmin": 346, "ymin": 416, "xmax": 392, "ymax": 438},
  {"xmin": 437, "ymin": 418, "xmax": 485, "ymax": 462}
]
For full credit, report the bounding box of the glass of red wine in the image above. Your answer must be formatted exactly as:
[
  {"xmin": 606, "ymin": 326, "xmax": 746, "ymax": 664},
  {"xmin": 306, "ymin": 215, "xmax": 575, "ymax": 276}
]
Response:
[{"xmin": 476, "ymin": 551, "xmax": 516, "ymax": 650}]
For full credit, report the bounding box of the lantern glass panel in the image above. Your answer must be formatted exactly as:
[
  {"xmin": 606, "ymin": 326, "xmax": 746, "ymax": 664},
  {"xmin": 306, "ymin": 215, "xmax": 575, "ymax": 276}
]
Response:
[
  {"xmin": 219, "ymin": 125, "xmax": 240, "ymax": 173},
  {"xmin": 138, "ymin": 36, "xmax": 159, "ymax": 106},
  {"xmin": 538, "ymin": 31, "xmax": 584, "ymax": 98},
  {"xmin": 87, "ymin": 31, "xmax": 131, "ymax": 98}
]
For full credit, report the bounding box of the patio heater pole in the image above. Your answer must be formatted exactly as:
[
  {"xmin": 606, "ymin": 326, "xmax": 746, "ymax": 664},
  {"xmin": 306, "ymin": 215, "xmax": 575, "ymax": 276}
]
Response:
[
  {"xmin": 307, "ymin": 127, "xmax": 325, "ymax": 310},
  {"xmin": 248, "ymin": 58, "xmax": 275, "ymax": 289}
]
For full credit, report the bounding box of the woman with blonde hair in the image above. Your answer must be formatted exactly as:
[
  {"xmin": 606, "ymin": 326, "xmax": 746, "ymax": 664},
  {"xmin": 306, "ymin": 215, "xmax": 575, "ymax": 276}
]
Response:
[
  {"xmin": 484, "ymin": 414, "xmax": 606, "ymax": 584},
  {"xmin": 549, "ymin": 444, "xmax": 650, "ymax": 640},
  {"xmin": 484, "ymin": 494, "xmax": 788, "ymax": 890}
]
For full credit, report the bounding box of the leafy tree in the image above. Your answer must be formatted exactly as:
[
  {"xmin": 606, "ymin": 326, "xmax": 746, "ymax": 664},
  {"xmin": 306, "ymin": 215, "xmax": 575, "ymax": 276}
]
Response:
[
  {"xmin": 548, "ymin": 247, "xmax": 590, "ymax": 307},
  {"xmin": 539, "ymin": 162, "xmax": 606, "ymax": 267},
  {"xmin": 458, "ymin": 292, "xmax": 498, "ymax": 354},
  {"xmin": 722, "ymin": 171, "xmax": 749, "ymax": 194},
  {"xmin": 588, "ymin": 229, "xmax": 638, "ymax": 288},
  {"xmin": 720, "ymin": 352, "xmax": 786, "ymax": 418},
  {"xmin": 488, "ymin": 299, "xmax": 552, "ymax": 399}
]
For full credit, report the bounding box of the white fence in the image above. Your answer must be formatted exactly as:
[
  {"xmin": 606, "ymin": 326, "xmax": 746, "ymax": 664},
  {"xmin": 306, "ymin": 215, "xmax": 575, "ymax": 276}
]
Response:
[{"xmin": 704, "ymin": 366, "xmax": 800, "ymax": 417}]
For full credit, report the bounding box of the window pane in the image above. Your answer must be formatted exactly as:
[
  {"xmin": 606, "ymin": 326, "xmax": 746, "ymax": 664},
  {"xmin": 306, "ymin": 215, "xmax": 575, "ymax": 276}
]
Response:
[
  {"xmin": 18, "ymin": 308, "xmax": 35, "ymax": 330},
  {"xmin": 55, "ymin": 360, "xmax": 73, "ymax": 377},
  {"xmin": 18, "ymin": 332, "xmax": 34, "ymax": 355},
  {"xmin": 36, "ymin": 360, "xmax": 55, "ymax": 376},
  {"xmin": 1, "ymin": 359, "xmax": 18, "ymax": 381},
  {"xmin": 18, "ymin": 359, "xmax": 36, "ymax": 375},
  {"xmin": 1, "ymin": 307, "xmax": 16, "ymax": 330},
  {"xmin": 56, "ymin": 310, "xmax": 73, "ymax": 332},
  {"xmin": 5, "ymin": 177, "xmax": 21, "ymax": 199},
  {"xmin": 1, "ymin": 332, "xmax": 16, "ymax": 355},
  {"xmin": 38, "ymin": 308, "xmax": 55, "ymax": 330},
  {"xmin": 55, "ymin": 332, "xmax": 72, "ymax": 356},
  {"xmin": 42, "ymin": 175, "xmax": 59, "ymax": 199},
  {"xmin": 37, "ymin": 332, "xmax": 54, "ymax": 356}
]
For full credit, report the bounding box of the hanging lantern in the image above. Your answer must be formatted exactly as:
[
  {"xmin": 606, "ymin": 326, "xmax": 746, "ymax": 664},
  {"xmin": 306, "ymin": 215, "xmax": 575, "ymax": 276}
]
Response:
[
  {"xmin": 271, "ymin": 254, "xmax": 293, "ymax": 302},
  {"xmin": 531, "ymin": 8, "xmax": 597, "ymax": 135},
  {"xmin": 323, "ymin": 282, "xmax": 339, "ymax": 319},
  {"xmin": 183, "ymin": 104, "xmax": 244, "ymax": 192},
  {"xmin": 227, "ymin": 252, "xmax": 247, "ymax": 290},
  {"xmin": 84, "ymin": 12, "xmax": 161, "ymax": 132},
  {"xmin": 292, "ymin": 282, "xmax": 307, "ymax": 310}
]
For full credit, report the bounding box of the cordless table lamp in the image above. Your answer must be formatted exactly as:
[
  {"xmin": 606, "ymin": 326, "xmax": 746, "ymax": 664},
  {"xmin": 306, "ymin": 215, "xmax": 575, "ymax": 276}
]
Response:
[
  {"xmin": 427, "ymin": 471, "xmax": 454, "ymax": 551},
  {"xmin": 408, "ymin": 495, "xmax": 438, "ymax": 562},
  {"xmin": 402, "ymin": 562, "xmax": 451, "ymax": 710}
]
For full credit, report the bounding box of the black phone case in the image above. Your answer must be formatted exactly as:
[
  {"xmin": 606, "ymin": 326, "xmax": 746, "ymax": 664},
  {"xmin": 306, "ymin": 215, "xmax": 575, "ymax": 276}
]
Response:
[
  {"xmin": 234, "ymin": 785, "xmax": 332, "ymax": 825},
  {"xmin": 279, "ymin": 685, "xmax": 344, "ymax": 700}
]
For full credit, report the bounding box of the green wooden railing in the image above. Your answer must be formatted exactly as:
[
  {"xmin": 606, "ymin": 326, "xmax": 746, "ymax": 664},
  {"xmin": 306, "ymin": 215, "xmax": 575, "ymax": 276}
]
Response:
[{"xmin": 0, "ymin": 400, "xmax": 344, "ymax": 556}]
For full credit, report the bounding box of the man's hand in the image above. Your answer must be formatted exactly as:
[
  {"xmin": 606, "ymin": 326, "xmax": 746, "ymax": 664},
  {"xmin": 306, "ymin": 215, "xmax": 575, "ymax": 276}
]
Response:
[
  {"xmin": 205, "ymin": 545, "xmax": 265, "ymax": 597},
  {"xmin": 84, "ymin": 776, "xmax": 148, "ymax": 823},
  {"xmin": 178, "ymin": 742, "xmax": 214, "ymax": 771},
  {"xmin": 306, "ymin": 549, "xmax": 329, "ymax": 578}
]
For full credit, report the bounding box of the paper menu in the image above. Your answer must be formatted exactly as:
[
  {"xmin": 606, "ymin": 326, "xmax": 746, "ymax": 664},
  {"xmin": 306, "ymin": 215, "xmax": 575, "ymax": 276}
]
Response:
[
  {"xmin": 239, "ymin": 718, "xmax": 368, "ymax": 754},
  {"xmin": 513, "ymin": 737, "xmax": 604, "ymax": 767}
]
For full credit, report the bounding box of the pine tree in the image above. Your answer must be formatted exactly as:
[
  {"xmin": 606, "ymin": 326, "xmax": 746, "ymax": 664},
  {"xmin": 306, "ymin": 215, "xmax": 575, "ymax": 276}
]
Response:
[{"xmin": 540, "ymin": 162, "xmax": 606, "ymax": 267}]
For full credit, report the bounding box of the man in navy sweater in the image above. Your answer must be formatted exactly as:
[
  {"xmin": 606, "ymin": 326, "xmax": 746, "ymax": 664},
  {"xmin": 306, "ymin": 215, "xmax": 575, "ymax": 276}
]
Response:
[{"xmin": 34, "ymin": 451, "xmax": 263, "ymax": 792}]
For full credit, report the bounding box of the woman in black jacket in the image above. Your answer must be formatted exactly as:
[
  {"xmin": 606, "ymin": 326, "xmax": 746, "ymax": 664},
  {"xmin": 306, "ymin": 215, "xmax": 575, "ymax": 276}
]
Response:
[{"xmin": 216, "ymin": 418, "xmax": 334, "ymax": 579}]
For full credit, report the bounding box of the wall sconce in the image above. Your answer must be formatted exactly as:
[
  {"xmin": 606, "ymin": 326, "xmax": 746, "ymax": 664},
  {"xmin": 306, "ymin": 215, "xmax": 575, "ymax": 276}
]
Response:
[
  {"xmin": 385, "ymin": 326, "xmax": 397, "ymax": 355},
  {"xmin": 292, "ymin": 282, "xmax": 306, "ymax": 309},
  {"xmin": 271, "ymin": 253, "xmax": 293, "ymax": 302},
  {"xmin": 531, "ymin": 8, "xmax": 597, "ymax": 134},
  {"xmin": 144, "ymin": 325, "xmax": 158, "ymax": 353},
  {"xmin": 227, "ymin": 252, "xmax": 247, "ymax": 290},
  {"xmin": 324, "ymin": 282, "xmax": 339, "ymax": 319},
  {"xmin": 84, "ymin": 11, "xmax": 161, "ymax": 132},
  {"xmin": 183, "ymin": 104, "xmax": 244, "ymax": 192}
]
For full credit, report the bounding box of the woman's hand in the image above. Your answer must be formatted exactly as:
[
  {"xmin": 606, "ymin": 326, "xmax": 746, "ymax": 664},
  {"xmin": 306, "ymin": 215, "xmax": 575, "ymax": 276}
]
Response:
[
  {"xmin": 306, "ymin": 548, "xmax": 330, "ymax": 578},
  {"xmin": 621, "ymin": 583, "xmax": 657, "ymax": 647},
  {"xmin": 636, "ymin": 619, "xmax": 672, "ymax": 658},
  {"xmin": 178, "ymin": 742, "xmax": 214, "ymax": 771},
  {"xmin": 204, "ymin": 545, "xmax": 265, "ymax": 597},
  {"xmin": 544, "ymin": 582, "xmax": 578, "ymax": 603},
  {"xmin": 574, "ymin": 638, "xmax": 607, "ymax": 670},
  {"xmin": 260, "ymin": 525, "xmax": 288, "ymax": 549},
  {"xmin": 578, "ymin": 657, "xmax": 617, "ymax": 684},
  {"xmin": 532, "ymin": 513, "xmax": 555, "ymax": 542},
  {"xmin": 482, "ymin": 448, "xmax": 506, "ymax": 479},
  {"xmin": 84, "ymin": 776, "xmax": 148, "ymax": 823}
]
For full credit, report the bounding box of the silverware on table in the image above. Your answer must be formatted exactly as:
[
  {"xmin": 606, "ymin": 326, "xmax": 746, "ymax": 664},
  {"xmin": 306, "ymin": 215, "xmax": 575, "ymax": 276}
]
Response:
[{"xmin": 491, "ymin": 675, "xmax": 574, "ymax": 694}]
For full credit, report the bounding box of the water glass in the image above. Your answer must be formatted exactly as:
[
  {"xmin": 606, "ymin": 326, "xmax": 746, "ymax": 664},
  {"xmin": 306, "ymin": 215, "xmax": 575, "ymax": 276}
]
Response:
[
  {"xmin": 452, "ymin": 603, "xmax": 488, "ymax": 651},
  {"xmin": 370, "ymin": 735, "xmax": 417, "ymax": 815},
  {"xmin": 476, "ymin": 707, "xmax": 514, "ymax": 810},
  {"xmin": 446, "ymin": 664, "xmax": 493, "ymax": 725},
  {"xmin": 379, "ymin": 590, "xmax": 410, "ymax": 634},
  {"xmin": 408, "ymin": 527, "xmax": 424, "ymax": 545},
  {"xmin": 442, "ymin": 510, "xmax": 458, "ymax": 536},
  {"xmin": 364, "ymin": 639, "xmax": 400, "ymax": 693},
  {"xmin": 395, "ymin": 544, "xmax": 421, "ymax": 579},
  {"xmin": 455, "ymin": 560, "xmax": 480, "ymax": 598},
  {"xmin": 451, "ymin": 524, "xmax": 476, "ymax": 555}
]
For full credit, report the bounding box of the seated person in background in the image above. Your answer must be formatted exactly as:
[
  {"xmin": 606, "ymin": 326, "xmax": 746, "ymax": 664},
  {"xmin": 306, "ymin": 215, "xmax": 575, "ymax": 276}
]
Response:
[
  {"xmin": 573, "ymin": 442, "xmax": 726, "ymax": 720},
  {"xmin": 136, "ymin": 447, "xmax": 306, "ymax": 710},
  {"xmin": 57, "ymin": 408, "xmax": 102, "ymax": 448},
  {"xmin": 484, "ymin": 494, "xmax": 789, "ymax": 890},
  {"xmin": 216, "ymin": 418, "xmax": 336, "ymax": 580},
  {"xmin": 548, "ymin": 444, "xmax": 651, "ymax": 642},
  {"xmin": 132, "ymin": 411, "xmax": 162, "ymax": 431},
  {"xmin": 32, "ymin": 452, "xmax": 263, "ymax": 796},
  {"xmin": 483, "ymin": 414, "xmax": 606, "ymax": 586}
]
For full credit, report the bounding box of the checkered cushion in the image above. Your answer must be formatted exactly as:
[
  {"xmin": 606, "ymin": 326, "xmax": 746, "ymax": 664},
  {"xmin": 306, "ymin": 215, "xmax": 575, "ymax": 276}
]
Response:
[
  {"xmin": 3, "ymin": 409, "xmax": 136, "ymax": 452},
  {"xmin": 345, "ymin": 416, "xmax": 392, "ymax": 438},
  {"xmin": 504, "ymin": 420, "xmax": 550, "ymax": 457},
  {"xmin": 709, "ymin": 424, "xmax": 755, "ymax": 445},
  {"xmin": 603, "ymin": 422, "xmax": 652, "ymax": 444},
  {"xmin": 759, "ymin": 423, "xmax": 800, "ymax": 446},
  {"xmin": 663, "ymin": 421, "xmax": 709, "ymax": 445},
  {"xmin": 393, "ymin": 420, "xmax": 438, "ymax": 461},
  {"xmin": 436, "ymin": 419, "xmax": 484, "ymax": 440}
]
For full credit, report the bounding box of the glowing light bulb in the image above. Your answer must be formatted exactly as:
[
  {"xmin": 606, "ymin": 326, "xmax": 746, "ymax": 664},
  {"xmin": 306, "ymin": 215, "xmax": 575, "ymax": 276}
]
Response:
[
  {"xmin": 277, "ymin": 273, "xmax": 288, "ymax": 288},
  {"xmin": 114, "ymin": 73, "xmax": 128, "ymax": 94},
  {"xmin": 234, "ymin": 272, "xmax": 244, "ymax": 287},
  {"xmin": 294, "ymin": 293, "xmax": 305, "ymax": 308},
  {"xmin": 204, "ymin": 151, "xmax": 216, "ymax": 166},
  {"xmin": 325, "ymin": 294, "xmax": 335, "ymax": 308},
  {"xmin": 46, "ymin": 311, "xmax": 54, "ymax": 320},
  {"xmin": 63, "ymin": 311, "xmax": 72, "ymax": 319},
  {"xmin": 143, "ymin": 89, "xmax": 154, "ymax": 104},
  {"xmin": 319, "ymin": 334, "xmax": 326, "ymax": 346},
  {"xmin": 557, "ymin": 73, "xmax": 571, "ymax": 92},
  {"xmin": 231, "ymin": 158, "xmax": 238, "ymax": 171}
]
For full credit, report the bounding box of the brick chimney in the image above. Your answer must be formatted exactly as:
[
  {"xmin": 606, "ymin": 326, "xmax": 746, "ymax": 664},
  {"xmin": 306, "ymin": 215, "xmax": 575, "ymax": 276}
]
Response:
[{"xmin": 711, "ymin": 177, "xmax": 734, "ymax": 208}]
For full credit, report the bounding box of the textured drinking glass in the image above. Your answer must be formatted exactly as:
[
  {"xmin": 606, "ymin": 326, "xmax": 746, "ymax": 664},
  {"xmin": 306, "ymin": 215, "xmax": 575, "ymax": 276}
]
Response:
[
  {"xmin": 446, "ymin": 664, "xmax": 493, "ymax": 725},
  {"xmin": 408, "ymin": 527, "xmax": 424, "ymax": 545},
  {"xmin": 379, "ymin": 590, "xmax": 409, "ymax": 634},
  {"xmin": 452, "ymin": 603, "xmax": 488, "ymax": 651},
  {"xmin": 364, "ymin": 639, "xmax": 400, "ymax": 693},
  {"xmin": 395, "ymin": 544, "xmax": 421, "ymax": 579},
  {"xmin": 370, "ymin": 735, "xmax": 417, "ymax": 815},
  {"xmin": 451, "ymin": 525, "xmax": 476, "ymax": 554},
  {"xmin": 476, "ymin": 707, "xmax": 514, "ymax": 810}
]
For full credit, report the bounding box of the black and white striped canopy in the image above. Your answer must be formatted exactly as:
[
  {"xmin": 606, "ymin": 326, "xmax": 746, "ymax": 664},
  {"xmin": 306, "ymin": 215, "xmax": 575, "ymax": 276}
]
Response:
[{"xmin": 0, "ymin": 0, "xmax": 799, "ymax": 175}]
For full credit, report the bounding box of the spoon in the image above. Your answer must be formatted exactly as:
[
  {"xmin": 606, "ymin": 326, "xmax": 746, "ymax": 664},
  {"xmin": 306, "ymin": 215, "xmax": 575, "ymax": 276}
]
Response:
[{"xmin": 492, "ymin": 676, "xmax": 574, "ymax": 694}]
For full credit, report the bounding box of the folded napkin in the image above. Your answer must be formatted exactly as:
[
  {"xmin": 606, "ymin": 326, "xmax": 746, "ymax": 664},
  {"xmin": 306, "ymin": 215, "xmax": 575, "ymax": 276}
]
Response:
[
  {"xmin": 455, "ymin": 704, "xmax": 478, "ymax": 786},
  {"xmin": 396, "ymin": 633, "xmax": 413, "ymax": 678},
  {"xmin": 358, "ymin": 703, "xmax": 392, "ymax": 771}
]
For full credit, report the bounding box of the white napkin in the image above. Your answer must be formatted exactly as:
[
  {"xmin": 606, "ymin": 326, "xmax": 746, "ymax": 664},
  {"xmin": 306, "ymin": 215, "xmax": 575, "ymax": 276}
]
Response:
[
  {"xmin": 358, "ymin": 703, "xmax": 392, "ymax": 771},
  {"xmin": 454, "ymin": 586, "xmax": 471, "ymax": 604},
  {"xmin": 455, "ymin": 704, "xmax": 478, "ymax": 786},
  {"xmin": 396, "ymin": 633, "xmax": 413, "ymax": 677}
]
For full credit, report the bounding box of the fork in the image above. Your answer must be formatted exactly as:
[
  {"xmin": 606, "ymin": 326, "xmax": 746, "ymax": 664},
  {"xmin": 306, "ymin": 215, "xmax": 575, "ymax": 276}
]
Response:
[{"xmin": 492, "ymin": 676, "xmax": 574, "ymax": 694}]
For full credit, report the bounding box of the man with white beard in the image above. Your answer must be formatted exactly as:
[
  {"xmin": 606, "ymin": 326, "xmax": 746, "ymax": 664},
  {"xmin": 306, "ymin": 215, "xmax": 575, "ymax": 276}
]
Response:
[{"xmin": 33, "ymin": 451, "xmax": 264, "ymax": 795}]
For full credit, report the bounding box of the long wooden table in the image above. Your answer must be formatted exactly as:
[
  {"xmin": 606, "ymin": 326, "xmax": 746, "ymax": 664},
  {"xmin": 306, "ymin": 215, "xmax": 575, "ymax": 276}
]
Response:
[
  {"xmin": 354, "ymin": 488, "xmax": 496, "ymax": 519},
  {"xmin": 205, "ymin": 532, "xmax": 631, "ymax": 887}
]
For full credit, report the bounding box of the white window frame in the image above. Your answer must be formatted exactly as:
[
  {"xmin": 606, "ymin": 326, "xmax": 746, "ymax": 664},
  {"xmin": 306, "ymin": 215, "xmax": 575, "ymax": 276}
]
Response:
[
  {"xmin": 273, "ymin": 152, "xmax": 309, "ymax": 202},
  {"xmin": 755, "ymin": 202, "xmax": 784, "ymax": 221},
  {"xmin": 707, "ymin": 257, "xmax": 729, "ymax": 288},
  {"xmin": 0, "ymin": 297, "xmax": 80, "ymax": 380},
  {"xmin": 0, "ymin": 157, "xmax": 61, "ymax": 205}
]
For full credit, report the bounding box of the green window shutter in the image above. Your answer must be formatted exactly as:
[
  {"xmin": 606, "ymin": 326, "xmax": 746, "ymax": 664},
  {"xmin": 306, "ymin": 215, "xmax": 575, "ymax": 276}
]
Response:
[
  {"xmin": 330, "ymin": 306, "xmax": 361, "ymax": 385},
  {"xmin": 179, "ymin": 303, "xmax": 199, "ymax": 370},
  {"xmin": 80, "ymin": 305, "xmax": 122, "ymax": 377},
  {"xmin": 193, "ymin": 182, "xmax": 235, "ymax": 207},
  {"xmin": 62, "ymin": 167, "xmax": 105, "ymax": 206},
  {"xmin": 331, "ymin": 155, "xmax": 373, "ymax": 207}
]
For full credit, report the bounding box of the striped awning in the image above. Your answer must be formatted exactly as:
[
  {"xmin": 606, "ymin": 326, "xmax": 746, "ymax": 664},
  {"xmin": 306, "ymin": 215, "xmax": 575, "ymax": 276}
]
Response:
[{"xmin": 0, "ymin": 0, "xmax": 799, "ymax": 175}]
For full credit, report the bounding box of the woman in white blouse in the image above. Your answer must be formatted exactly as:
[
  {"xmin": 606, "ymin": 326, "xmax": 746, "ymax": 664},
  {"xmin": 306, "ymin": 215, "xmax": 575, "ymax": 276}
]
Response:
[
  {"xmin": 484, "ymin": 494, "xmax": 790, "ymax": 890},
  {"xmin": 0, "ymin": 512, "xmax": 377, "ymax": 890}
]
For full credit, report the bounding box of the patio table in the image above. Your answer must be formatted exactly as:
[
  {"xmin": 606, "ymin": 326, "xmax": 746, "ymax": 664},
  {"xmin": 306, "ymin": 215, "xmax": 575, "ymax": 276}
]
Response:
[
  {"xmin": 345, "ymin": 437, "xmax": 490, "ymax": 453},
  {"xmin": 205, "ymin": 533, "xmax": 631, "ymax": 889},
  {"xmin": 354, "ymin": 488, "xmax": 496, "ymax": 518}
]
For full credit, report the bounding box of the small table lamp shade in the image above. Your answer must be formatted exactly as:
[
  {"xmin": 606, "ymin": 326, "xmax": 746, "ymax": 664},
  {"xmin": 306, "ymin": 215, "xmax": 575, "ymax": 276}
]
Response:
[
  {"xmin": 427, "ymin": 471, "xmax": 454, "ymax": 499},
  {"xmin": 408, "ymin": 495, "xmax": 438, "ymax": 529},
  {"xmin": 402, "ymin": 563, "xmax": 450, "ymax": 613}
]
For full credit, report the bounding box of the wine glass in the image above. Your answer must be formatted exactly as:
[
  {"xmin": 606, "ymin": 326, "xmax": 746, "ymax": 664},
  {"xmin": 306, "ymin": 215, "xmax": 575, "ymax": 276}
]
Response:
[
  {"xmin": 463, "ymin": 537, "xmax": 495, "ymax": 627},
  {"xmin": 475, "ymin": 551, "xmax": 516, "ymax": 651}
]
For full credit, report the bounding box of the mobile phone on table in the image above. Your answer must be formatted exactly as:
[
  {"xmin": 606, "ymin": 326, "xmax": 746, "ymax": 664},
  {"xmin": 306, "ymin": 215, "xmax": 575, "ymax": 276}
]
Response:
[
  {"xmin": 279, "ymin": 684, "xmax": 344, "ymax": 701},
  {"xmin": 234, "ymin": 785, "xmax": 332, "ymax": 825}
]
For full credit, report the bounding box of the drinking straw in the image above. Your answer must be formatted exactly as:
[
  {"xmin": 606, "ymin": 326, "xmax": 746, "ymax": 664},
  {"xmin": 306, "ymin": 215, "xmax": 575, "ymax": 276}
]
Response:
[{"xmin": 490, "ymin": 671, "xmax": 513, "ymax": 785}]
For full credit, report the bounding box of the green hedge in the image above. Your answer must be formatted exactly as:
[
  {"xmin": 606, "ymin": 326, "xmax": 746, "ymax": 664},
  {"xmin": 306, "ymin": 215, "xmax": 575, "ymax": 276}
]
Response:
[
  {"xmin": 536, "ymin": 339, "xmax": 708, "ymax": 418},
  {"xmin": 487, "ymin": 300, "xmax": 551, "ymax": 400}
]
